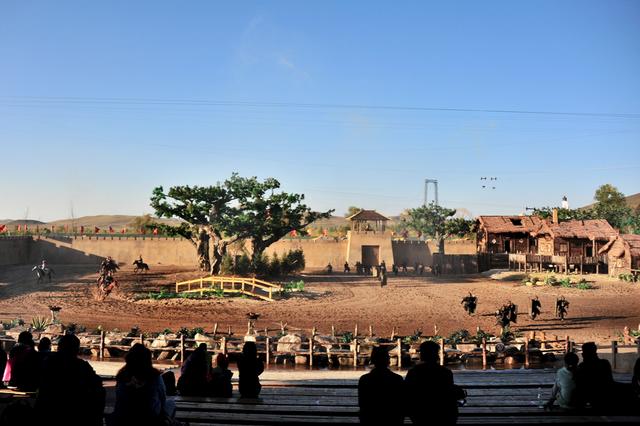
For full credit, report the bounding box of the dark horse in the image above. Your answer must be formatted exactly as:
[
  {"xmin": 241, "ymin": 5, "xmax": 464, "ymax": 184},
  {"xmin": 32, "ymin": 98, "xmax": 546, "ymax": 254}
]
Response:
[
  {"xmin": 32, "ymin": 265, "xmax": 54, "ymax": 283},
  {"xmin": 133, "ymin": 259, "xmax": 149, "ymax": 273}
]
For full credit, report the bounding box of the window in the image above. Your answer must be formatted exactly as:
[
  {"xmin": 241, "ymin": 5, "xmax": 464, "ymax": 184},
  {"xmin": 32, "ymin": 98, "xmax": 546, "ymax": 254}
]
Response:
[
  {"xmin": 559, "ymin": 243, "xmax": 568, "ymax": 252},
  {"xmin": 510, "ymin": 218, "xmax": 522, "ymax": 226}
]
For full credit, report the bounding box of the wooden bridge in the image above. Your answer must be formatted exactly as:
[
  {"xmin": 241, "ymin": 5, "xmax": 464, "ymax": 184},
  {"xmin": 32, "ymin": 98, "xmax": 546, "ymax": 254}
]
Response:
[{"xmin": 175, "ymin": 276, "xmax": 281, "ymax": 301}]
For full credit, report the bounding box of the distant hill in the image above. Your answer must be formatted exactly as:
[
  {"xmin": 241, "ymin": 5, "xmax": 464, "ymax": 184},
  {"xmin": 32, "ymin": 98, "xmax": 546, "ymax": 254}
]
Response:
[
  {"xmin": 47, "ymin": 215, "xmax": 182, "ymax": 228},
  {"xmin": 0, "ymin": 219, "xmax": 46, "ymax": 226},
  {"xmin": 582, "ymin": 192, "xmax": 640, "ymax": 211}
]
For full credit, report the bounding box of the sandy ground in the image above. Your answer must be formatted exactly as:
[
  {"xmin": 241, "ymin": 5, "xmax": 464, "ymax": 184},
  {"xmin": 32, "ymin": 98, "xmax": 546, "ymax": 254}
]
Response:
[{"xmin": 0, "ymin": 264, "xmax": 639, "ymax": 344}]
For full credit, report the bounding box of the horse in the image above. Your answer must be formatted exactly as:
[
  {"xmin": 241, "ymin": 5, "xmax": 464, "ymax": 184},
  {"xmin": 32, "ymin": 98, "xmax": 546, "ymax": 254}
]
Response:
[
  {"xmin": 132, "ymin": 259, "xmax": 149, "ymax": 273},
  {"xmin": 96, "ymin": 276, "xmax": 119, "ymax": 300},
  {"xmin": 32, "ymin": 265, "xmax": 54, "ymax": 283}
]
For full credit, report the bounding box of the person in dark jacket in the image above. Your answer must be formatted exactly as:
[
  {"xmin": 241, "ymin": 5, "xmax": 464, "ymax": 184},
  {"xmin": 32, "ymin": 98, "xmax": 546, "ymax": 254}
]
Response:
[
  {"xmin": 405, "ymin": 341, "xmax": 461, "ymax": 425},
  {"xmin": 177, "ymin": 343, "xmax": 210, "ymax": 396},
  {"xmin": 575, "ymin": 342, "xmax": 614, "ymax": 411},
  {"xmin": 210, "ymin": 353, "xmax": 233, "ymax": 397},
  {"xmin": 237, "ymin": 341, "xmax": 264, "ymax": 398},
  {"xmin": 5, "ymin": 331, "xmax": 39, "ymax": 391},
  {"xmin": 36, "ymin": 334, "xmax": 105, "ymax": 426},
  {"xmin": 358, "ymin": 346, "xmax": 405, "ymax": 425}
]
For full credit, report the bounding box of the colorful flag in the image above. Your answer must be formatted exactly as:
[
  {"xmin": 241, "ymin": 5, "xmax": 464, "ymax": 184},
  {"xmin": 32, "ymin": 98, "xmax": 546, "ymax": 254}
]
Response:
[
  {"xmin": 80, "ymin": 226, "xmax": 85, "ymax": 234},
  {"xmin": 17, "ymin": 225, "xmax": 21, "ymax": 232},
  {"xmin": 109, "ymin": 226, "xmax": 114, "ymax": 233},
  {"xmin": 0, "ymin": 225, "xmax": 6, "ymax": 233},
  {"xmin": 121, "ymin": 228, "xmax": 126, "ymax": 234},
  {"xmin": 290, "ymin": 229, "xmax": 297, "ymax": 237},
  {"xmin": 152, "ymin": 228, "xmax": 158, "ymax": 235},
  {"xmin": 94, "ymin": 226, "xmax": 100, "ymax": 234},
  {"xmin": 322, "ymin": 229, "xmax": 328, "ymax": 236}
]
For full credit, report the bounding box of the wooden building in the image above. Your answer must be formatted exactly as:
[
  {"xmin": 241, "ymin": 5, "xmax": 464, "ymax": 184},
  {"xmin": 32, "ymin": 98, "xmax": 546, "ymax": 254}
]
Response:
[
  {"xmin": 476, "ymin": 216, "xmax": 547, "ymax": 254},
  {"xmin": 598, "ymin": 234, "xmax": 640, "ymax": 276},
  {"xmin": 346, "ymin": 210, "xmax": 389, "ymax": 233},
  {"xmin": 536, "ymin": 219, "xmax": 617, "ymax": 258}
]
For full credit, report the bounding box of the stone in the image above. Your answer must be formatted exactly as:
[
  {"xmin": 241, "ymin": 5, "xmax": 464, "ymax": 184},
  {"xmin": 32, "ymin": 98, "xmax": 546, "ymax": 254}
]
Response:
[
  {"xmin": 295, "ymin": 355, "xmax": 308, "ymax": 365},
  {"xmin": 104, "ymin": 332, "xmax": 127, "ymax": 346},
  {"xmin": 44, "ymin": 323, "xmax": 65, "ymax": 335},
  {"xmin": 156, "ymin": 350, "xmax": 172, "ymax": 361},
  {"xmin": 193, "ymin": 333, "xmax": 216, "ymax": 348},
  {"xmin": 151, "ymin": 334, "xmax": 172, "ymax": 349},
  {"xmin": 277, "ymin": 333, "xmax": 302, "ymax": 353},
  {"xmin": 243, "ymin": 334, "xmax": 257, "ymax": 342}
]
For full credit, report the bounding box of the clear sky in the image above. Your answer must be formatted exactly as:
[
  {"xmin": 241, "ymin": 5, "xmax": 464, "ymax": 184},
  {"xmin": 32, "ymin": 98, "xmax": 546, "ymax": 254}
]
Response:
[{"xmin": 1, "ymin": 0, "xmax": 639, "ymax": 222}]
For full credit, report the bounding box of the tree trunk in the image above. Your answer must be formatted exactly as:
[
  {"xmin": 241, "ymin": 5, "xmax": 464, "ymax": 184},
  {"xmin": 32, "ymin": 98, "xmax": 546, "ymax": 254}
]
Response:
[
  {"xmin": 438, "ymin": 236, "xmax": 445, "ymax": 255},
  {"xmin": 196, "ymin": 229, "xmax": 211, "ymax": 271},
  {"xmin": 251, "ymin": 240, "xmax": 266, "ymax": 273}
]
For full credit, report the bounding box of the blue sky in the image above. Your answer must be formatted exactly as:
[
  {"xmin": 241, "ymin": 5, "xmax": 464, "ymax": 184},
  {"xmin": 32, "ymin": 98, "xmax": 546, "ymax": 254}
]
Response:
[{"xmin": 1, "ymin": 0, "xmax": 639, "ymax": 221}]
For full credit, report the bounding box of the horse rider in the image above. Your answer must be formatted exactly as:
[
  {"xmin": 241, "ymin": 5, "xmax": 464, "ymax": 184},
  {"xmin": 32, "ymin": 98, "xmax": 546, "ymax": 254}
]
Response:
[
  {"xmin": 461, "ymin": 292, "xmax": 478, "ymax": 315},
  {"xmin": 530, "ymin": 296, "xmax": 542, "ymax": 320},
  {"xmin": 556, "ymin": 296, "xmax": 569, "ymax": 320}
]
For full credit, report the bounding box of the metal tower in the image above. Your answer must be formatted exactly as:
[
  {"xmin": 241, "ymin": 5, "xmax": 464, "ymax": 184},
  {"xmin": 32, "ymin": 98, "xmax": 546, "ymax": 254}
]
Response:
[{"xmin": 424, "ymin": 179, "xmax": 438, "ymax": 206}]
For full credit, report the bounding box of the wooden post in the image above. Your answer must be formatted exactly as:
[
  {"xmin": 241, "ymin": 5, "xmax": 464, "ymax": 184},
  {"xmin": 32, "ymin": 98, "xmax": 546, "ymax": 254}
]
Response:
[
  {"xmin": 228, "ymin": 325, "xmax": 232, "ymax": 336},
  {"xmin": 565, "ymin": 335, "xmax": 571, "ymax": 353},
  {"xmin": 213, "ymin": 323, "xmax": 218, "ymax": 336},
  {"xmin": 180, "ymin": 334, "xmax": 185, "ymax": 363},
  {"xmin": 524, "ymin": 339, "xmax": 529, "ymax": 368},
  {"xmin": 139, "ymin": 333, "xmax": 144, "ymax": 345},
  {"xmin": 391, "ymin": 327, "xmax": 396, "ymax": 340},
  {"xmin": 247, "ymin": 321, "xmax": 252, "ymax": 335},
  {"xmin": 99, "ymin": 330, "xmax": 105, "ymax": 360},
  {"xmin": 331, "ymin": 325, "xmax": 335, "ymax": 337},
  {"xmin": 396, "ymin": 338, "xmax": 402, "ymax": 369},
  {"xmin": 439, "ymin": 338, "xmax": 445, "ymax": 366},
  {"xmin": 352, "ymin": 339, "xmax": 358, "ymax": 367},
  {"xmin": 265, "ymin": 336, "xmax": 271, "ymax": 366},
  {"xmin": 481, "ymin": 338, "xmax": 487, "ymax": 369},
  {"xmin": 354, "ymin": 324, "xmax": 358, "ymax": 338},
  {"xmin": 221, "ymin": 336, "xmax": 227, "ymax": 355},
  {"xmin": 309, "ymin": 337, "xmax": 314, "ymax": 367},
  {"xmin": 369, "ymin": 325, "xmax": 373, "ymax": 338},
  {"xmin": 611, "ymin": 341, "xmax": 618, "ymax": 370}
]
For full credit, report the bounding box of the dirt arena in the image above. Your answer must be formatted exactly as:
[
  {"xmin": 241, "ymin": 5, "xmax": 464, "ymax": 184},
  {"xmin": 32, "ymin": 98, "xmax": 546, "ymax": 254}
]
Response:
[{"xmin": 0, "ymin": 264, "xmax": 639, "ymax": 344}]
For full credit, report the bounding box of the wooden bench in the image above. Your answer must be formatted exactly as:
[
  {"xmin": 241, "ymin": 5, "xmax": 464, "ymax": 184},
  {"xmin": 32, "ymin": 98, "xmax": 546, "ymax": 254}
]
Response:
[{"xmin": 171, "ymin": 370, "xmax": 640, "ymax": 425}]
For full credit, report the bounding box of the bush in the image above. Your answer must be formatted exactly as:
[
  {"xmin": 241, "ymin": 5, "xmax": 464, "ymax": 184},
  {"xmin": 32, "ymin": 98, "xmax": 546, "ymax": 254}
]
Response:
[
  {"xmin": 340, "ymin": 331, "xmax": 354, "ymax": 343},
  {"xmin": 252, "ymin": 253, "xmax": 270, "ymax": 276},
  {"xmin": 559, "ymin": 277, "xmax": 572, "ymax": 288},
  {"xmin": 544, "ymin": 275, "xmax": 557, "ymax": 286},
  {"xmin": 236, "ymin": 255, "xmax": 251, "ymax": 275},
  {"xmin": 269, "ymin": 253, "xmax": 282, "ymax": 277},
  {"xmin": 30, "ymin": 316, "xmax": 51, "ymax": 332},
  {"xmin": 220, "ymin": 255, "xmax": 235, "ymax": 275},
  {"xmin": 448, "ymin": 329, "xmax": 471, "ymax": 345},
  {"xmin": 472, "ymin": 329, "xmax": 494, "ymax": 345},
  {"xmin": 283, "ymin": 249, "xmax": 305, "ymax": 275}
]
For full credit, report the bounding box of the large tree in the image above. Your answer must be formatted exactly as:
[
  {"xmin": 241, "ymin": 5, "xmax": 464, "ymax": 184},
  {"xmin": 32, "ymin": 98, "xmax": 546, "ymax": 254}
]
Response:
[
  {"xmin": 404, "ymin": 203, "xmax": 456, "ymax": 254},
  {"xmin": 591, "ymin": 184, "xmax": 631, "ymax": 230},
  {"xmin": 151, "ymin": 174, "xmax": 332, "ymax": 274}
]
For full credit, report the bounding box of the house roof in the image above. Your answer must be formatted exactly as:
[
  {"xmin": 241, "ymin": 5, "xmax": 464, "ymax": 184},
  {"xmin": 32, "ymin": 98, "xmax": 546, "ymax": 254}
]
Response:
[
  {"xmin": 477, "ymin": 216, "xmax": 547, "ymax": 234},
  {"xmin": 621, "ymin": 234, "xmax": 640, "ymax": 258},
  {"xmin": 346, "ymin": 210, "xmax": 390, "ymax": 222},
  {"xmin": 548, "ymin": 219, "xmax": 617, "ymax": 241}
]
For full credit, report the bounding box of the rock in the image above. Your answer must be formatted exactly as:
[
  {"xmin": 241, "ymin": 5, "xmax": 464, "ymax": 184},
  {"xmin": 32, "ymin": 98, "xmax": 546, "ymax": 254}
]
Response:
[
  {"xmin": 5, "ymin": 327, "xmax": 29, "ymax": 341},
  {"xmin": 44, "ymin": 323, "xmax": 65, "ymax": 335},
  {"xmin": 104, "ymin": 332, "xmax": 127, "ymax": 346},
  {"xmin": 156, "ymin": 351, "xmax": 172, "ymax": 361},
  {"xmin": 295, "ymin": 355, "xmax": 308, "ymax": 365},
  {"xmin": 151, "ymin": 334, "xmax": 171, "ymax": 349},
  {"xmin": 456, "ymin": 343, "xmax": 478, "ymax": 352},
  {"xmin": 277, "ymin": 333, "xmax": 302, "ymax": 353},
  {"xmin": 243, "ymin": 334, "xmax": 257, "ymax": 343},
  {"xmin": 193, "ymin": 333, "xmax": 216, "ymax": 348}
]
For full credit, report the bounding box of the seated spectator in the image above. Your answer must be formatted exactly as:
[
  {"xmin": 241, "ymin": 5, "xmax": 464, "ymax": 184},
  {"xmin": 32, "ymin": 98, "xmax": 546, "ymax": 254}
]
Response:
[
  {"xmin": 0, "ymin": 346, "xmax": 6, "ymax": 389},
  {"xmin": 546, "ymin": 352, "xmax": 579, "ymax": 410},
  {"xmin": 35, "ymin": 334, "xmax": 105, "ymax": 426},
  {"xmin": 633, "ymin": 357, "xmax": 640, "ymax": 398},
  {"xmin": 110, "ymin": 343, "xmax": 175, "ymax": 426},
  {"xmin": 3, "ymin": 331, "xmax": 39, "ymax": 391},
  {"xmin": 210, "ymin": 353, "xmax": 233, "ymax": 397},
  {"xmin": 37, "ymin": 337, "xmax": 52, "ymax": 363},
  {"xmin": 358, "ymin": 346, "xmax": 405, "ymax": 425},
  {"xmin": 177, "ymin": 343, "xmax": 211, "ymax": 396},
  {"xmin": 575, "ymin": 342, "xmax": 614, "ymax": 411},
  {"xmin": 405, "ymin": 341, "xmax": 462, "ymax": 425},
  {"xmin": 237, "ymin": 341, "xmax": 264, "ymax": 398}
]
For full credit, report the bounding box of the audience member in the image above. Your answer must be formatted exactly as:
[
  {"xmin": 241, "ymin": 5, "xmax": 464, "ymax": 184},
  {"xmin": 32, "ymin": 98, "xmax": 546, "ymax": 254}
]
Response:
[
  {"xmin": 546, "ymin": 352, "xmax": 579, "ymax": 410},
  {"xmin": 358, "ymin": 346, "xmax": 405, "ymax": 425},
  {"xmin": 0, "ymin": 346, "xmax": 6, "ymax": 389},
  {"xmin": 405, "ymin": 341, "xmax": 462, "ymax": 425},
  {"xmin": 109, "ymin": 343, "xmax": 175, "ymax": 426},
  {"xmin": 177, "ymin": 343, "xmax": 211, "ymax": 396},
  {"xmin": 633, "ymin": 357, "xmax": 640, "ymax": 398},
  {"xmin": 237, "ymin": 341, "xmax": 264, "ymax": 398},
  {"xmin": 575, "ymin": 342, "xmax": 614, "ymax": 411},
  {"xmin": 35, "ymin": 334, "xmax": 105, "ymax": 426},
  {"xmin": 210, "ymin": 353, "xmax": 233, "ymax": 397},
  {"xmin": 3, "ymin": 331, "xmax": 39, "ymax": 391}
]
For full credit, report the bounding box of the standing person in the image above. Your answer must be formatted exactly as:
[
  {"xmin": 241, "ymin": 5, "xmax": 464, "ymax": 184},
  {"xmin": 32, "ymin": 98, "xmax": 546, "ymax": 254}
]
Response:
[
  {"xmin": 380, "ymin": 270, "xmax": 388, "ymax": 288},
  {"xmin": 343, "ymin": 262, "xmax": 351, "ymax": 273},
  {"xmin": 508, "ymin": 301, "xmax": 518, "ymax": 324},
  {"xmin": 530, "ymin": 296, "xmax": 542, "ymax": 320},
  {"xmin": 632, "ymin": 357, "xmax": 640, "ymax": 400},
  {"xmin": 358, "ymin": 347, "xmax": 405, "ymax": 425},
  {"xmin": 575, "ymin": 342, "xmax": 614, "ymax": 412},
  {"xmin": 237, "ymin": 342, "xmax": 264, "ymax": 398},
  {"xmin": 556, "ymin": 296, "xmax": 569, "ymax": 320},
  {"xmin": 110, "ymin": 343, "xmax": 175, "ymax": 426},
  {"xmin": 36, "ymin": 334, "xmax": 105, "ymax": 426},
  {"xmin": 405, "ymin": 341, "xmax": 462, "ymax": 425},
  {"xmin": 545, "ymin": 352, "xmax": 579, "ymax": 410},
  {"xmin": 210, "ymin": 353, "xmax": 233, "ymax": 398}
]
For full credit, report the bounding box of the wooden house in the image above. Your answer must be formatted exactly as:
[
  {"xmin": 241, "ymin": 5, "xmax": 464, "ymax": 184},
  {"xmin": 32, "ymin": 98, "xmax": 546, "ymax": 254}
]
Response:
[
  {"xmin": 598, "ymin": 234, "xmax": 640, "ymax": 276},
  {"xmin": 476, "ymin": 216, "xmax": 547, "ymax": 254},
  {"xmin": 537, "ymin": 219, "xmax": 618, "ymax": 258}
]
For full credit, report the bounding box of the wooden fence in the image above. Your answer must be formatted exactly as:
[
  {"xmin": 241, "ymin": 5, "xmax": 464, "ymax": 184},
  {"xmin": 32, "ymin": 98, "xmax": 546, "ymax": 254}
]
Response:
[{"xmin": 175, "ymin": 276, "xmax": 281, "ymax": 301}]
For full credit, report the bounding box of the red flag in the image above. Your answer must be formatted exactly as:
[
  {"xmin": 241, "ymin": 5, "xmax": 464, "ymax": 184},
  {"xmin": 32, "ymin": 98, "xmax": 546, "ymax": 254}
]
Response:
[
  {"xmin": 17, "ymin": 225, "xmax": 21, "ymax": 232},
  {"xmin": 0, "ymin": 225, "xmax": 6, "ymax": 233},
  {"xmin": 120, "ymin": 228, "xmax": 126, "ymax": 234},
  {"xmin": 322, "ymin": 229, "xmax": 328, "ymax": 237},
  {"xmin": 140, "ymin": 228, "xmax": 146, "ymax": 234},
  {"xmin": 153, "ymin": 228, "xmax": 158, "ymax": 235},
  {"xmin": 109, "ymin": 226, "xmax": 114, "ymax": 233},
  {"xmin": 80, "ymin": 226, "xmax": 85, "ymax": 234},
  {"xmin": 94, "ymin": 226, "xmax": 100, "ymax": 234},
  {"xmin": 290, "ymin": 229, "xmax": 297, "ymax": 237},
  {"xmin": 25, "ymin": 224, "xmax": 28, "ymax": 232}
]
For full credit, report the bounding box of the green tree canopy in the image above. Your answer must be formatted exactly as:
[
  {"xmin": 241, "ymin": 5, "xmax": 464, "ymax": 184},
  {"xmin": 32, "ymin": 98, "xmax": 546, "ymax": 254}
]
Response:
[
  {"xmin": 344, "ymin": 206, "xmax": 362, "ymax": 218},
  {"xmin": 404, "ymin": 203, "xmax": 457, "ymax": 253}
]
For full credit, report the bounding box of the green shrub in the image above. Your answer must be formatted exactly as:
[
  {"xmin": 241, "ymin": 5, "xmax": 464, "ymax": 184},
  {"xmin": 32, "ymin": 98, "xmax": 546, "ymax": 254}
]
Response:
[
  {"xmin": 340, "ymin": 331, "xmax": 354, "ymax": 343},
  {"xmin": 559, "ymin": 277, "xmax": 572, "ymax": 288},
  {"xmin": 402, "ymin": 329, "xmax": 424, "ymax": 345},
  {"xmin": 283, "ymin": 249, "xmax": 305, "ymax": 275},
  {"xmin": 576, "ymin": 281, "xmax": 593, "ymax": 290},
  {"xmin": 236, "ymin": 255, "xmax": 251, "ymax": 275},
  {"xmin": 268, "ymin": 253, "xmax": 282, "ymax": 277},
  {"xmin": 252, "ymin": 253, "xmax": 270, "ymax": 276},
  {"xmin": 544, "ymin": 275, "xmax": 557, "ymax": 286},
  {"xmin": 30, "ymin": 316, "xmax": 51, "ymax": 331},
  {"xmin": 472, "ymin": 329, "xmax": 494, "ymax": 344},
  {"xmin": 448, "ymin": 329, "xmax": 471, "ymax": 344},
  {"xmin": 220, "ymin": 255, "xmax": 235, "ymax": 275}
]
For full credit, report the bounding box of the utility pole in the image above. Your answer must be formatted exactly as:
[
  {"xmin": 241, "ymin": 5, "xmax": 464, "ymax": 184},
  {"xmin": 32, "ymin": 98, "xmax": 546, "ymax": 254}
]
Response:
[{"xmin": 424, "ymin": 179, "xmax": 438, "ymax": 206}]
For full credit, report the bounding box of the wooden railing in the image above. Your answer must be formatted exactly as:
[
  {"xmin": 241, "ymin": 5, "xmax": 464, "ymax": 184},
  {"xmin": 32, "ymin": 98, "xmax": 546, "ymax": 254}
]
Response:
[{"xmin": 175, "ymin": 276, "xmax": 281, "ymax": 301}]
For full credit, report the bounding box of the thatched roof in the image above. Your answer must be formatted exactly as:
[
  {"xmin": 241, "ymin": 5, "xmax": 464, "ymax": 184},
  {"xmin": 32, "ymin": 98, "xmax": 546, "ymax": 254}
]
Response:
[
  {"xmin": 477, "ymin": 216, "xmax": 547, "ymax": 234},
  {"xmin": 548, "ymin": 219, "xmax": 617, "ymax": 241},
  {"xmin": 346, "ymin": 210, "xmax": 390, "ymax": 222},
  {"xmin": 621, "ymin": 234, "xmax": 640, "ymax": 258}
]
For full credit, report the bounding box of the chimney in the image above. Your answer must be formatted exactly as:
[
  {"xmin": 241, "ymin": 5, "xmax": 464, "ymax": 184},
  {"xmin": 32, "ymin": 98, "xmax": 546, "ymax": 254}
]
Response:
[{"xmin": 552, "ymin": 208, "xmax": 559, "ymax": 224}]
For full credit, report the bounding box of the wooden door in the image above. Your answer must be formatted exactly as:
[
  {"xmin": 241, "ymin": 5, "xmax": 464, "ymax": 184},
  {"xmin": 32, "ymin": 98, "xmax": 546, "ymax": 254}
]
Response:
[{"xmin": 362, "ymin": 246, "xmax": 380, "ymax": 267}]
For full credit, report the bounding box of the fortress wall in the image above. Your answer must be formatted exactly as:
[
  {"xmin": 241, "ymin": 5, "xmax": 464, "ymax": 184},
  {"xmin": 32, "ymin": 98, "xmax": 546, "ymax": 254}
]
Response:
[
  {"xmin": 264, "ymin": 239, "xmax": 348, "ymax": 270},
  {"xmin": 0, "ymin": 237, "xmax": 32, "ymax": 266}
]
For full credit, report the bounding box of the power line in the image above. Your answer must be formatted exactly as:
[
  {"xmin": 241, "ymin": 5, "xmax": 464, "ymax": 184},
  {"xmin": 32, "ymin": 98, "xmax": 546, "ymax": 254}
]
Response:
[{"xmin": 1, "ymin": 95, "xmax": 639, "ymax": 119}]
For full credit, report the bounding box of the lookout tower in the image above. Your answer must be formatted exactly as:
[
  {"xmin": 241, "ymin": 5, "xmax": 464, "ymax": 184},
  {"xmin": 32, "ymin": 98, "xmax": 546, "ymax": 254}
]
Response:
[{"xmin": 345, "ymin": 210, "xmax": 393, "ymax": 267}]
